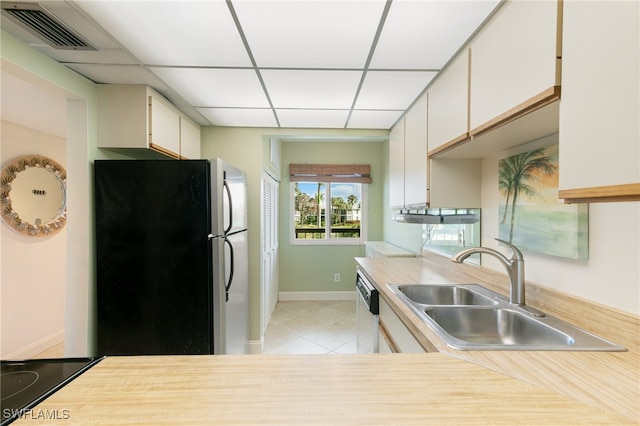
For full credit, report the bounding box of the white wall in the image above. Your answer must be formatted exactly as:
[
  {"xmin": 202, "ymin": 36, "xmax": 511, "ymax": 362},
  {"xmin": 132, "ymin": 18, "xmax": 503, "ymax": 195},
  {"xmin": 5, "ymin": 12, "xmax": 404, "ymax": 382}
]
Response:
[
  {"xmin": 480, "ymin": 145, "xmax": 640, "ymax": 315},
  {"xmin": 1, "ymin": 121, "xmax": 67, "ymax": 358}
]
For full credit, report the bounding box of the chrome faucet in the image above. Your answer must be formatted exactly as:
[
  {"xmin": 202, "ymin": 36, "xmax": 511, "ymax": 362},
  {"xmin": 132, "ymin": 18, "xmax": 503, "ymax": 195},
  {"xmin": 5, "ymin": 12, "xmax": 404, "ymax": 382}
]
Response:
[{"xmin": 451, "ymin": 238, "xmax": 526, "ymax": 306}]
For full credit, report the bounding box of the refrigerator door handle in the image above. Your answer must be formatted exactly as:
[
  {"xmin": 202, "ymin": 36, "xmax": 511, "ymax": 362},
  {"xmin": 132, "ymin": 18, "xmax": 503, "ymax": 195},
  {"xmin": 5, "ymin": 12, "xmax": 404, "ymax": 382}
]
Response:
[
  {"xmin": 224, "ymin": 238, "xmax": 234, "ymax": 302},
  {"xmin": 223, "ymin": 178, "xmax": 233, "ymax": 235},
  {"xmin": 208, "ymin": 228, "xmax": 246, "ymax": 240}
]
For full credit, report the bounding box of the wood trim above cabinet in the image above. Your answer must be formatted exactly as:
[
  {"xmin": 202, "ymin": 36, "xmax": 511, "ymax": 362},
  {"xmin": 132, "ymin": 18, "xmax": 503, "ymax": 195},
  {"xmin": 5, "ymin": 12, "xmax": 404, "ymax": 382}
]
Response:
[{"xmin": 559, "ymin": 183, "xmax": 640, "ymax": 203}]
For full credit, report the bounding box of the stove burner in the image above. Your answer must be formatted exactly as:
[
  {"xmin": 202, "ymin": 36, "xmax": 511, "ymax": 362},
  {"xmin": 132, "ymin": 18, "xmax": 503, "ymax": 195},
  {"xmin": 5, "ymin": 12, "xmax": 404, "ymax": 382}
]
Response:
[
  {"xmin": 1, "ymin": 357, "xmax": 103, "ymax": 426},
  {"xmin": 1, "ymin": 371, "xmax": 40, "ymax": 401}
]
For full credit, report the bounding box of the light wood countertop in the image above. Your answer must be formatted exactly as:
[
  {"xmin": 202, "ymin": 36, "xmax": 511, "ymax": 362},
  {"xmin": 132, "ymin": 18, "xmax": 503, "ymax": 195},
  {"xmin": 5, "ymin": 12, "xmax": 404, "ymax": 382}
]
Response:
[
  {"xmin": 14, "ymin": 354, "xmax": 634, "ymax": 425},
  {"xmin": 355, "ymin": 253, "xmax": 640, "ymax": 423}
]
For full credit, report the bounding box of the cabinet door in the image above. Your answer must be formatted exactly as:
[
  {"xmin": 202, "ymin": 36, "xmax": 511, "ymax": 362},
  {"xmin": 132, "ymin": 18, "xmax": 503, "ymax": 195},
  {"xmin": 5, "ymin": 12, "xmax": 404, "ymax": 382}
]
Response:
[
  {"xmin": 378, "ymin": 322, "xmax": 395, "ymax": 353},
  {"xmin": 559, "ymin": 0, "xmax": 639, "ymax": 199},
  {"xmin": 379, "ymin": 298, "xmax": 426, "ymax": 353},
  {"xmin": 404, "ymin": 92, "xmax": 428, "ymax": 208},
  {"xmin": 469, "ymin": 0, "xmax": 560, "ymax": 131},
  {"xmin": 388, "ymin": 118, "xmax": 405, "ymax": 208},
  {"xmin": 428, "ymin": 50, "xmax": 469, "ymax": 151},
  {"xmin": 97, "ymin": 85, "xmax": 148, "ymax": 149},
  {"xmin": 180, "ymin": 116, "xmax": 201, "ymax": 159},
  {"xmin": 149, "ymin": 95, "xmax": 181, "ymax": 158}
]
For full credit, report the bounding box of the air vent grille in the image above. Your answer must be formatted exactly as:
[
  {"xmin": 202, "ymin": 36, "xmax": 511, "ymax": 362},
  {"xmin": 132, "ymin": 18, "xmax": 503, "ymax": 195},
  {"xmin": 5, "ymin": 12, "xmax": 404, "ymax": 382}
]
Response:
[{"xmin": 2, "ymin": 2, "xmax": 96, "ymax": 50}]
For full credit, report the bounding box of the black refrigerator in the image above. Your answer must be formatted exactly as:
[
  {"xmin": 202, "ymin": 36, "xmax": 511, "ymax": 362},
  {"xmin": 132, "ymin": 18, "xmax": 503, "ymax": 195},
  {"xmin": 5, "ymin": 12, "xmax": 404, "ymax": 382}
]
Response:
[{"xmin": 94, "ymin": 158, "xmax": 249, "ymax": 355}]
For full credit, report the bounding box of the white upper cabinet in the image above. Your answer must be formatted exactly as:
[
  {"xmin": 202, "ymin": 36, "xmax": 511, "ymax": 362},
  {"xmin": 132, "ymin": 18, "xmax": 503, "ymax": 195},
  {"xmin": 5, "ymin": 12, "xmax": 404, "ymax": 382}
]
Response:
[
  {"xmin": 388, "ymin": 117, "xmax": 405, "ymax": 209},
  {"xmin": 427, "ymin": 50, "xmax": 470, "ymax": 152},
  {"xmin": 403, "ymin": 92, "xmax": 428, "ymax": 208},
  {"xmin": 388, "ymin": 92, "xmax": 429, "ymax": 209},
  {"xmin": 98, "ymin": 85, "xmax": 200, "ymax": 159},
  {"xmin": 469, "ymin": 0, "xmax": 561, "ymax": 133},
  {"xmin": 180, "ymin": 116, "xmax": 201, "ymax": 160},
  {"xmin": 558, "ymin": 0, "xmax": 640, "ymax": 203},
  {"xmin": 149, "ymin": 93, "xmax": 180, "ymax": 157}
]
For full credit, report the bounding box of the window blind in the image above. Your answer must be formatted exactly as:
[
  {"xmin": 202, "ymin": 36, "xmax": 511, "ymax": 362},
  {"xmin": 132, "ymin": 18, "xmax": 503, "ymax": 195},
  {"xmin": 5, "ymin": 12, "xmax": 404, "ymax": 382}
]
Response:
[{"xmin": 289, "ymin": 164, "xmax": 372, "ymax": 183}]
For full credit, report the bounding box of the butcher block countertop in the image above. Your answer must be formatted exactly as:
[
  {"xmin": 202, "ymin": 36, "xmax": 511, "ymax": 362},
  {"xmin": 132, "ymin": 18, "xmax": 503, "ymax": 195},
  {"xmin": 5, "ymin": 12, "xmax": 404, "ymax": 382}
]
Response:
[
  {"xmin": 14, "ymin": 354, "xmax": 634, "ymax": 425},
  {"xmin": 355, "ymin": 253, "xmax": 640, "ymax": 423}
]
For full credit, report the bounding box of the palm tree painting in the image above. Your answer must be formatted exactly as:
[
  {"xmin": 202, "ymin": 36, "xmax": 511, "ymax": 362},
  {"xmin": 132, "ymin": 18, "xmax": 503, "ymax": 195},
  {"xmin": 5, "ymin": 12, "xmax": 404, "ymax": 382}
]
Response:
[{"xmin": 498, "ymin": 144, "xmax": 588, "ymax": 260}]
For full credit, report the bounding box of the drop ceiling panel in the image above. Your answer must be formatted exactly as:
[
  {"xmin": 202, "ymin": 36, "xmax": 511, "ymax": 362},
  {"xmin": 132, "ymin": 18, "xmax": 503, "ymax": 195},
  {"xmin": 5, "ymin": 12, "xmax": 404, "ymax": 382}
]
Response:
[
  {"xmin": 2, "ymin": 0, "xmax": 505, "ymax": 130},
  {"xmin": 262, "ymin": 70, "xmax": 362, "ymax": 109},
  {"xmin": 75, "ymin": 1, "xmax": 251, "ymax": 67},
  {"xmin": 371, "ymin": 0, "xmax": 501, "ymax": 69},
  {"xmin": 151, "ymin": 68, "xmax": 269, "ymax": 108},
  {"xmin": 348, "ymin": 110, "xmax": 404, "ymax": 130},
  {"xmin": 233, "ymin": 0, "xmax": 386, "ymax": 68},
  {"xmin": 276, "ymin": 109, "xmax": 350, "ymax": 129},
  {"xmin": 197, "ymin": 108, "xmax": 277, "ymax": 128},
  {"xmin": 356, "ymin": 70, "xmax": 437, "ymax": 110}
]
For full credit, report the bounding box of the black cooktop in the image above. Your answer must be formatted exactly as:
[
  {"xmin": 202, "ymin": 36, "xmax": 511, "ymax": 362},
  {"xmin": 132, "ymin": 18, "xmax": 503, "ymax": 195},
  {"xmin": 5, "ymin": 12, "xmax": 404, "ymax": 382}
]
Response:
[{"xmin": 1, "ymin": 357, "xmax": 104, "ymax": 425}]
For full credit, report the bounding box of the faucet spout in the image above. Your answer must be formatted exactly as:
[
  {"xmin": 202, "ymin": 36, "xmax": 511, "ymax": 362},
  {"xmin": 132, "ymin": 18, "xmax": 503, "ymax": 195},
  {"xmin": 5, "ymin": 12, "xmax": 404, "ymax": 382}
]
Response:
[{"xmin": 451, "ymin": 238, "xmax": 526, "ymax": 305}]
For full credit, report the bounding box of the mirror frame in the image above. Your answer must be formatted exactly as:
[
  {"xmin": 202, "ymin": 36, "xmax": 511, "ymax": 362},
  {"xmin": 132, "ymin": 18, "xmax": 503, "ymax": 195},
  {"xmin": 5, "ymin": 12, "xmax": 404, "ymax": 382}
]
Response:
[{"xmin": 1, "ymin": 155, "xmax": 67, "ymax": 237}]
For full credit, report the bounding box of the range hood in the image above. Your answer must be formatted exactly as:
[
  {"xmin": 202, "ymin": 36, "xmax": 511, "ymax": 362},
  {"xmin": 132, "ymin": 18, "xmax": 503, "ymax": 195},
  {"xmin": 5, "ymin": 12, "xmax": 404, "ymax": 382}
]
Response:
[{"xmin": 393, "ymin": 208, "xmax": 480, "ymax": 224}]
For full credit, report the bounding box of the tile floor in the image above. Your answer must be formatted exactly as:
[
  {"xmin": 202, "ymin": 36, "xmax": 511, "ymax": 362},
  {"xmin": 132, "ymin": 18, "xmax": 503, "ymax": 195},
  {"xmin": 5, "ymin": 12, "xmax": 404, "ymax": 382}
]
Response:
[
  {"xmin": 263, "ymin": 300, "xmax": 357, "ymax": 355},
  {"xmin": 30, "ymin": 300, "xmax": 358, "ymax": 358}
]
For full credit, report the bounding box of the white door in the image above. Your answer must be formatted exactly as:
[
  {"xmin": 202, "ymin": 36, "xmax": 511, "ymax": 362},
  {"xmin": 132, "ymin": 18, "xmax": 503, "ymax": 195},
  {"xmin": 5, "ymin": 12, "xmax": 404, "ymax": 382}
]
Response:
[{"xmin": 261, "ymin": 172, "xmax": 279, "ymax": 337}]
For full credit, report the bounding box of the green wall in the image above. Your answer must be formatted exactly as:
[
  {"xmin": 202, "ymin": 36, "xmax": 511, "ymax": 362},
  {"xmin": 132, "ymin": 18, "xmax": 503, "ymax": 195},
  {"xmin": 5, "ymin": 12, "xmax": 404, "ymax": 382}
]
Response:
[
  {"xmin": 201, "ymin": 127, "xmax": 387, "ymax": 342},
  {"xmin": 279, "ymin": 140, "xmax": 385, "ymax": 293}
]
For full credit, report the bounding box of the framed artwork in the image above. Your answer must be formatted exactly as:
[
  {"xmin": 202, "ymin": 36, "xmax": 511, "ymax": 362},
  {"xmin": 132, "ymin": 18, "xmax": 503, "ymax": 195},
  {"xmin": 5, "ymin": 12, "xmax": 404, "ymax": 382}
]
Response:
[{"xmin": 498, "ymin": 144, "xmax": 588, "ymax": 260}]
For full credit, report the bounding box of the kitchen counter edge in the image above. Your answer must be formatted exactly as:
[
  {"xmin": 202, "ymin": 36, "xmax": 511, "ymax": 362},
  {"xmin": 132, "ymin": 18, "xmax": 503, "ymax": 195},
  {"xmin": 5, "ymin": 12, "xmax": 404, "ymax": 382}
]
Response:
[{"xmin": 355, "ymin": 253, "xmax": 639, "ymax": 423}]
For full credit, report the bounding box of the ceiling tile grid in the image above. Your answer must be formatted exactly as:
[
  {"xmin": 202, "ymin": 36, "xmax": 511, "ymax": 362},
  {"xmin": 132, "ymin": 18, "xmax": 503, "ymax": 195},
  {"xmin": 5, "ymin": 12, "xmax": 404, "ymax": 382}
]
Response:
[{"xmin": 1, "ymin": 0, "xmax": 501, "ymax": 130}]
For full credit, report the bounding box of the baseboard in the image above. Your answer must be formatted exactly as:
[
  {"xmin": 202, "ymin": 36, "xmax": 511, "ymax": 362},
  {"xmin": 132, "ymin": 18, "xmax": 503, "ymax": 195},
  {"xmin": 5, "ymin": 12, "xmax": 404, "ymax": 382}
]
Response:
[
  {"xmin": 278, "ymin": 291, "xmax": 356, "ymax": 301},
  {"xmin": 246, "ymin": 339, "xmax": 263, "ymax": 355},
  {"xmin": 3, "ymin": 329, "xmax": 64, "ymax": 360}
]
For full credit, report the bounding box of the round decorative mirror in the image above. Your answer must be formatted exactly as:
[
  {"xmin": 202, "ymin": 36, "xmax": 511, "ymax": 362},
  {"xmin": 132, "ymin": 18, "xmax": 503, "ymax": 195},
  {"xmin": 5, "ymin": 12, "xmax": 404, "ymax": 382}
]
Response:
[{"xmin": 1, "ymin": 155, "xmax": 67, "ymax": 237}]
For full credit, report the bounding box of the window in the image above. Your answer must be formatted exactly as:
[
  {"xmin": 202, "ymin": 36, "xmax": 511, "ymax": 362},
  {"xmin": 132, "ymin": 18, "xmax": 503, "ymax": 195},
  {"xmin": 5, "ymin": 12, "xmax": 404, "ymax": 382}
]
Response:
[
  {"xmin": 289, "ymin": 164, "xmax": 371, "ymax": 246},
  {"xmin": 291, "ymin": 181, "xmax": 367, "ymax": 245}
]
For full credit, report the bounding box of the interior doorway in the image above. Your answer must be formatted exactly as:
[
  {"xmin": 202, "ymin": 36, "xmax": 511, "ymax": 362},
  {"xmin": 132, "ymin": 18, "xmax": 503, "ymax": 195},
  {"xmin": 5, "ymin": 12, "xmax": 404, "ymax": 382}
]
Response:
[{"xmin": 1, "ymin": 60, "xmax": 90, "ymax": 358}]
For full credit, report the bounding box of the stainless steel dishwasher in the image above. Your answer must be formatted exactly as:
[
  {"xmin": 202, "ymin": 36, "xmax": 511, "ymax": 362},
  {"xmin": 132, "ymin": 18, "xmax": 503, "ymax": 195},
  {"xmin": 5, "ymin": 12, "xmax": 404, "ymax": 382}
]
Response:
[{"xmin": 356, "ymin": 271, "xmax": 379, "ymax": 353}]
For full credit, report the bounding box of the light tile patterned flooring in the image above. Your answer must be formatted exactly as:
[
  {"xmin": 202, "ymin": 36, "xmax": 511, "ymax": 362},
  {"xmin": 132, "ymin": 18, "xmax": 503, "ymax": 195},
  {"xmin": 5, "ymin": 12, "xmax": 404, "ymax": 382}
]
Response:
[
  {"xmin": 263, "ymin": 300, "xmax": 357, "ymax": 355},
  {"xmin": 30, "ymin": 300, "xmax": 357, "ymax": 358}
]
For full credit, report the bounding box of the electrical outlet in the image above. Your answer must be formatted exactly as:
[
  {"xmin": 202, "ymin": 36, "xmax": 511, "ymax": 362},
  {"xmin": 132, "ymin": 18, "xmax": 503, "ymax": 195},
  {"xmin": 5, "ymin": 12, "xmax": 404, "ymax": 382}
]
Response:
[{"xmin": 334, "ymin": 273, "xmax": 341, "ymax": 282}]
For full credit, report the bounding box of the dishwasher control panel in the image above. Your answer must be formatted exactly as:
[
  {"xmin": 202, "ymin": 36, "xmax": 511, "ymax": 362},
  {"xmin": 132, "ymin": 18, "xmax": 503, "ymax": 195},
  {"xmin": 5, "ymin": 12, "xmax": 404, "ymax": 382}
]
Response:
[{"xmin": 356, "ymin": 272, "xmax": 379, "ymax": 315}]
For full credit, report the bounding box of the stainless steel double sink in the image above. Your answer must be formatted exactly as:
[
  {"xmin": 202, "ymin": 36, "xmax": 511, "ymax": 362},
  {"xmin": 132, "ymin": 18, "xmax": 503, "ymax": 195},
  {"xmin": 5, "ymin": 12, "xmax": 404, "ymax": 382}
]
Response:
[{"xmin": 389, "ymin": 284, "xmax": 626, "ymax": 351}]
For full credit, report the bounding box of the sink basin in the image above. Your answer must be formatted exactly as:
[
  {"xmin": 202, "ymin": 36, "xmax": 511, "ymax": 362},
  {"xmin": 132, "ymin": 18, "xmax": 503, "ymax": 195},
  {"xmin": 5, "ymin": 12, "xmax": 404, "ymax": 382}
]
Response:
[
  {"xmin": 388, "ymin": 283, "xmax": 626, "ymax": 351},
  {"xmin": 393, "ymin": 284, "xmax": 498, "ymax": 306},
  {"xmin": 425, "ymin": 307, "xmax": 574, "ymax": 346}
]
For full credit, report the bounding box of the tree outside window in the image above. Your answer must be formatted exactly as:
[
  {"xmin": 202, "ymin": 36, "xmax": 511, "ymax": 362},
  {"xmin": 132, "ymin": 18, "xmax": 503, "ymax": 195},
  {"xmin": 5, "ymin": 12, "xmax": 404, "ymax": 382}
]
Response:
[{"xmin": 292, "ymin": 181, "xmax": 366, "ymax": 244}]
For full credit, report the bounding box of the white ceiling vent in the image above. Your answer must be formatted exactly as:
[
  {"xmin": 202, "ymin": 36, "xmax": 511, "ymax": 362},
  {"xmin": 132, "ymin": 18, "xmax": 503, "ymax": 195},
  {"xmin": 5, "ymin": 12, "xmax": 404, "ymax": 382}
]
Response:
[{"xmin": 1, "ymin": 2, "xmax": 96, "ymax": 50}]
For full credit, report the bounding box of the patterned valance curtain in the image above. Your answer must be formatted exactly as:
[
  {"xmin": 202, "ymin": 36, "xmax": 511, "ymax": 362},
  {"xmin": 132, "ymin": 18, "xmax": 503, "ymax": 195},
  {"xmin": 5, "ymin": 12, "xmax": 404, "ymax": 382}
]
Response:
[{"xmin": 289, "ymin": 164, "xmax": 372, "ymax": 183}]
